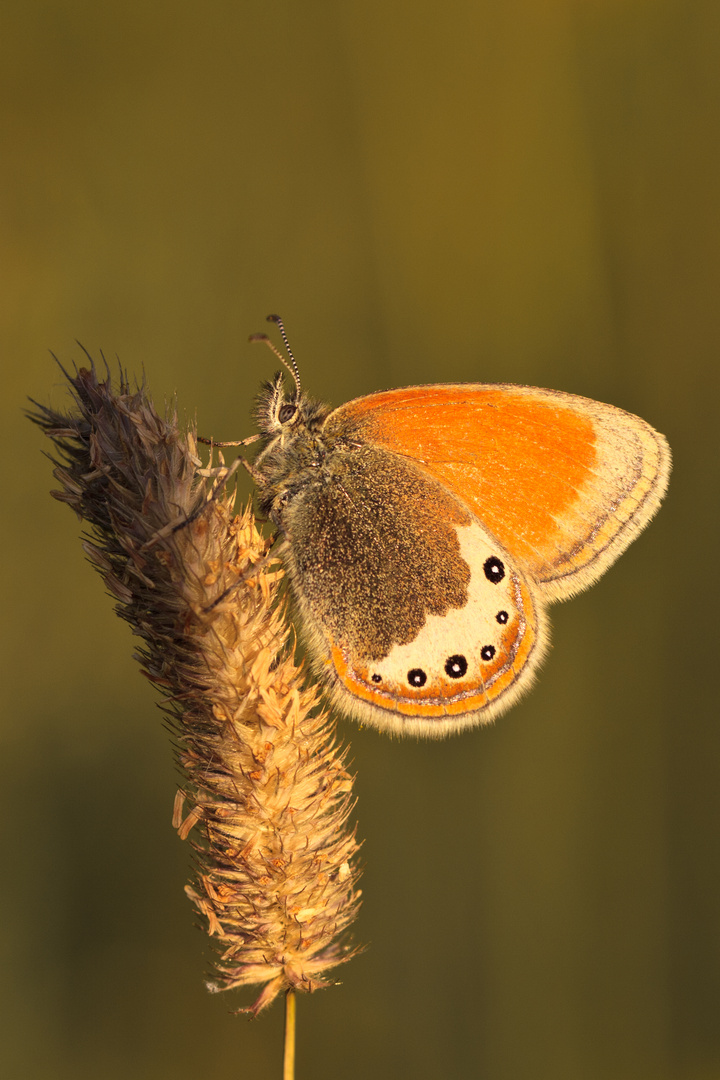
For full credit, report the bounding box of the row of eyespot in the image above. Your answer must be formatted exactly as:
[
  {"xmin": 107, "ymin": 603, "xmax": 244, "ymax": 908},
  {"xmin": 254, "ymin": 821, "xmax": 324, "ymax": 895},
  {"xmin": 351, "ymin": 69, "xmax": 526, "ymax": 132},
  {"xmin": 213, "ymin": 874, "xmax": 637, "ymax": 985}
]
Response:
[
  {"xmin": 406, "ymin": 648, "xmax": 493, "ymax": 687},
  {"xmin": 369, "ymin": 606, "xmax": 509, "ymax": 688},
  {"xmin": 368, "ymin": 556, "xmax": 508, "ymax": 688}
]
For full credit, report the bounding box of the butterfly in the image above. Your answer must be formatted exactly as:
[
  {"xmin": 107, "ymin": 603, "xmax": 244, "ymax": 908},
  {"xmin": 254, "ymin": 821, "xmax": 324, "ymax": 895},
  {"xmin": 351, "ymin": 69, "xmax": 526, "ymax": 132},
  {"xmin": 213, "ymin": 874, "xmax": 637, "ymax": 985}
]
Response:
[{"xmin": 232, "ymin": 316, "xmax": 670, "ymax": 738}]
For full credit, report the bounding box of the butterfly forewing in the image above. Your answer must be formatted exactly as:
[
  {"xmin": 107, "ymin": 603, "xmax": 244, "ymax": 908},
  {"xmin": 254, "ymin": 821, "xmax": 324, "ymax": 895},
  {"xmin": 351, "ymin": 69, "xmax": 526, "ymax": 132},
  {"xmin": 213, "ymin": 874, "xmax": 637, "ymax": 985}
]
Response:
[{"xmin": 328, "ymin": 384, "xmax": 670, "ymax": 601}]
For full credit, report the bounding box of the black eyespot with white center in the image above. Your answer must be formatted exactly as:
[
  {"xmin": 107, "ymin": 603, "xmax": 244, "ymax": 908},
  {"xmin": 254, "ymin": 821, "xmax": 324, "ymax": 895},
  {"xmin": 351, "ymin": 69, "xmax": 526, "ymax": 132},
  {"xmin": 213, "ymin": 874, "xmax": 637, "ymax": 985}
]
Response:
[
  {"xmin": 480, "ymin": 645, "xmax": 496, "ymax": 662},
  {"xmin": 408, "ymin": 668, "xmax": 427, "ymax": 688},
  {"xmin": 484, "ymin": 556, "xmax": 505, "ymax": 583},
  {"xmin": 445, "ymin": 655, "xmax": 468, "ymax": 679},
  {"xmin": 496, "ymin": 610, "xmax": 509, "ymax": 625},
  {"xmin": 371, "ymin": 673, "xmax": 382, "ymax": 684}
]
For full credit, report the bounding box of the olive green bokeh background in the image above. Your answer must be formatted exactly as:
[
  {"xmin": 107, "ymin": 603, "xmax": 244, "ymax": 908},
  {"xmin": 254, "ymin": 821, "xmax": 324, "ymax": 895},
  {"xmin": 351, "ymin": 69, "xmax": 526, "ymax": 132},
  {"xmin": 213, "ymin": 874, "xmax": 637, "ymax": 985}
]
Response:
[{"xmin": 4, "ymin": 2, "xmax": 719, "ymax": 1078}]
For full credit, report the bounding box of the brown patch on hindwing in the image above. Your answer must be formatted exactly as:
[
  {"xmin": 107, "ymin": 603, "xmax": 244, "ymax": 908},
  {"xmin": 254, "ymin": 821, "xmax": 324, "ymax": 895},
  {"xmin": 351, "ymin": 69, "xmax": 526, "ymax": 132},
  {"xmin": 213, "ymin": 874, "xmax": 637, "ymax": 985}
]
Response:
[{"xmin": 283, "ymin": 447, "xmax": 472, "ymax": 663}]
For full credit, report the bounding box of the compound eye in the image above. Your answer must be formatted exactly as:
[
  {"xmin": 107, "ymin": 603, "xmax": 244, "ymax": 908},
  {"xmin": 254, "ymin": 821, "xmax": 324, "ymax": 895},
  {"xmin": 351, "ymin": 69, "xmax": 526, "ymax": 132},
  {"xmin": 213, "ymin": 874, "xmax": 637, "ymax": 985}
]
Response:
[{"xmin": 278, "ymin": 402, "xmax": 297, "ymax": 424}]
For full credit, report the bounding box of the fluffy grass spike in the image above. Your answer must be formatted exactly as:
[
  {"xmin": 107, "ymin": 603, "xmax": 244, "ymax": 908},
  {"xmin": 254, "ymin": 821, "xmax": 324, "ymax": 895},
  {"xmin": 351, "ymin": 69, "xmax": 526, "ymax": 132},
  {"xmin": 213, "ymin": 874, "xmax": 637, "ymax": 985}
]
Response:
[{"xmin": 30, "ymin": 362, "xmax": 363, "ymax": 1015}]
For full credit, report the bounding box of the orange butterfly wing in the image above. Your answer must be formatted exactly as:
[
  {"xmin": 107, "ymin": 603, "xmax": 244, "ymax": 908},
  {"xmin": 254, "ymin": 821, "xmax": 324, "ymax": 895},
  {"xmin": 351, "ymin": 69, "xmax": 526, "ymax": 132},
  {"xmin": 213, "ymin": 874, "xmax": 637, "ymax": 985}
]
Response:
[{"xmin": 326, "ymin": 384, "xmax": 670, "ymax": 602}]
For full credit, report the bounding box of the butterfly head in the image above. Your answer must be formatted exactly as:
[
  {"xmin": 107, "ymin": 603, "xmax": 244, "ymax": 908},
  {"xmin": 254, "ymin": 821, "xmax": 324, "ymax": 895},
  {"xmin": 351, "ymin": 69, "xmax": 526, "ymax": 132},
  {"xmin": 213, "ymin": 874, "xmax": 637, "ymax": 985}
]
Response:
[
  {"xmin": 252, "ymin": 376, "xmax": 331, "ymax": 524},
  {"xmin": 250, "ymin": 315, "xmax": 329, "ymax": 443},
  {"xmin": 249, "ymin": 312, "xmax": 336, "ymax": 527},
  {"xmin": 254, "ymin": 372, "xmax": 327, "ymax": 441}
]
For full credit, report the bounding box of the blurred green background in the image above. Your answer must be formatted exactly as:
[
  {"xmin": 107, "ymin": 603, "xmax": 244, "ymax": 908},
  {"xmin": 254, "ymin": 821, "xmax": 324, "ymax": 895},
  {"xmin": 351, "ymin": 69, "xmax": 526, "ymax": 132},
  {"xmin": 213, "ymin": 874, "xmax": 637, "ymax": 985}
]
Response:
[{"xmin": 3, "ymin": 1, "xmax": 719, "ymax": 1077}]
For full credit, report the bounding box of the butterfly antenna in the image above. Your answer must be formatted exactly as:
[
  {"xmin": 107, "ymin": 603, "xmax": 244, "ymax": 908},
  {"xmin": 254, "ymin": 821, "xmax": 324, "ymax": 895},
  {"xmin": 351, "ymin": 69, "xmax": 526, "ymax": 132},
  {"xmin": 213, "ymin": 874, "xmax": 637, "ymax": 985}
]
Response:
[
  {"xmin": 248, "ymin": 318, "xmax": 302, "ymax": 403},
  {"xmin": 266, "ymin": 314, "xmax": 302, "ymax": 402}
]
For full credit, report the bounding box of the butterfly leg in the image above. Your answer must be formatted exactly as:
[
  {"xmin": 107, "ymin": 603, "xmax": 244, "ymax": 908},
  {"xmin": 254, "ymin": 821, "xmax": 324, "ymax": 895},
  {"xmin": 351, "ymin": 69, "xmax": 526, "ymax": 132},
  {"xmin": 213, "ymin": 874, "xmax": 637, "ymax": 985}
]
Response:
[
  {"xmin": 202, "ymin": 532, "xmax": 284, "ymax": 613},
  {"xmin": 141, "ymin": 440, "xmax": 262, "ymax": 552}
]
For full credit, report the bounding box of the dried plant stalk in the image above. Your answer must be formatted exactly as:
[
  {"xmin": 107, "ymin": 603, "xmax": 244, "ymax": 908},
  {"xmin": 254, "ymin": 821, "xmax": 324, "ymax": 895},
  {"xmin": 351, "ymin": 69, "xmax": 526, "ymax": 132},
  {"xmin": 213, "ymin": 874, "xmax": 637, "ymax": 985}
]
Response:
[{"xmin": 30, "ymin": 361, "xmax": 362, "ymax": 1015}]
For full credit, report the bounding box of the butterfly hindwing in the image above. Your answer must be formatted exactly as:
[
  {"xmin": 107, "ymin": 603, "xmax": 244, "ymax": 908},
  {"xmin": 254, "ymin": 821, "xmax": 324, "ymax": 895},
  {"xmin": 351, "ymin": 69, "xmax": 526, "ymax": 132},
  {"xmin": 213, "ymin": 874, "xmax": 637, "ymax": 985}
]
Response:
[{"xmin": 280, "ymin": 442, "xmax": 545, "ymax": 737}]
